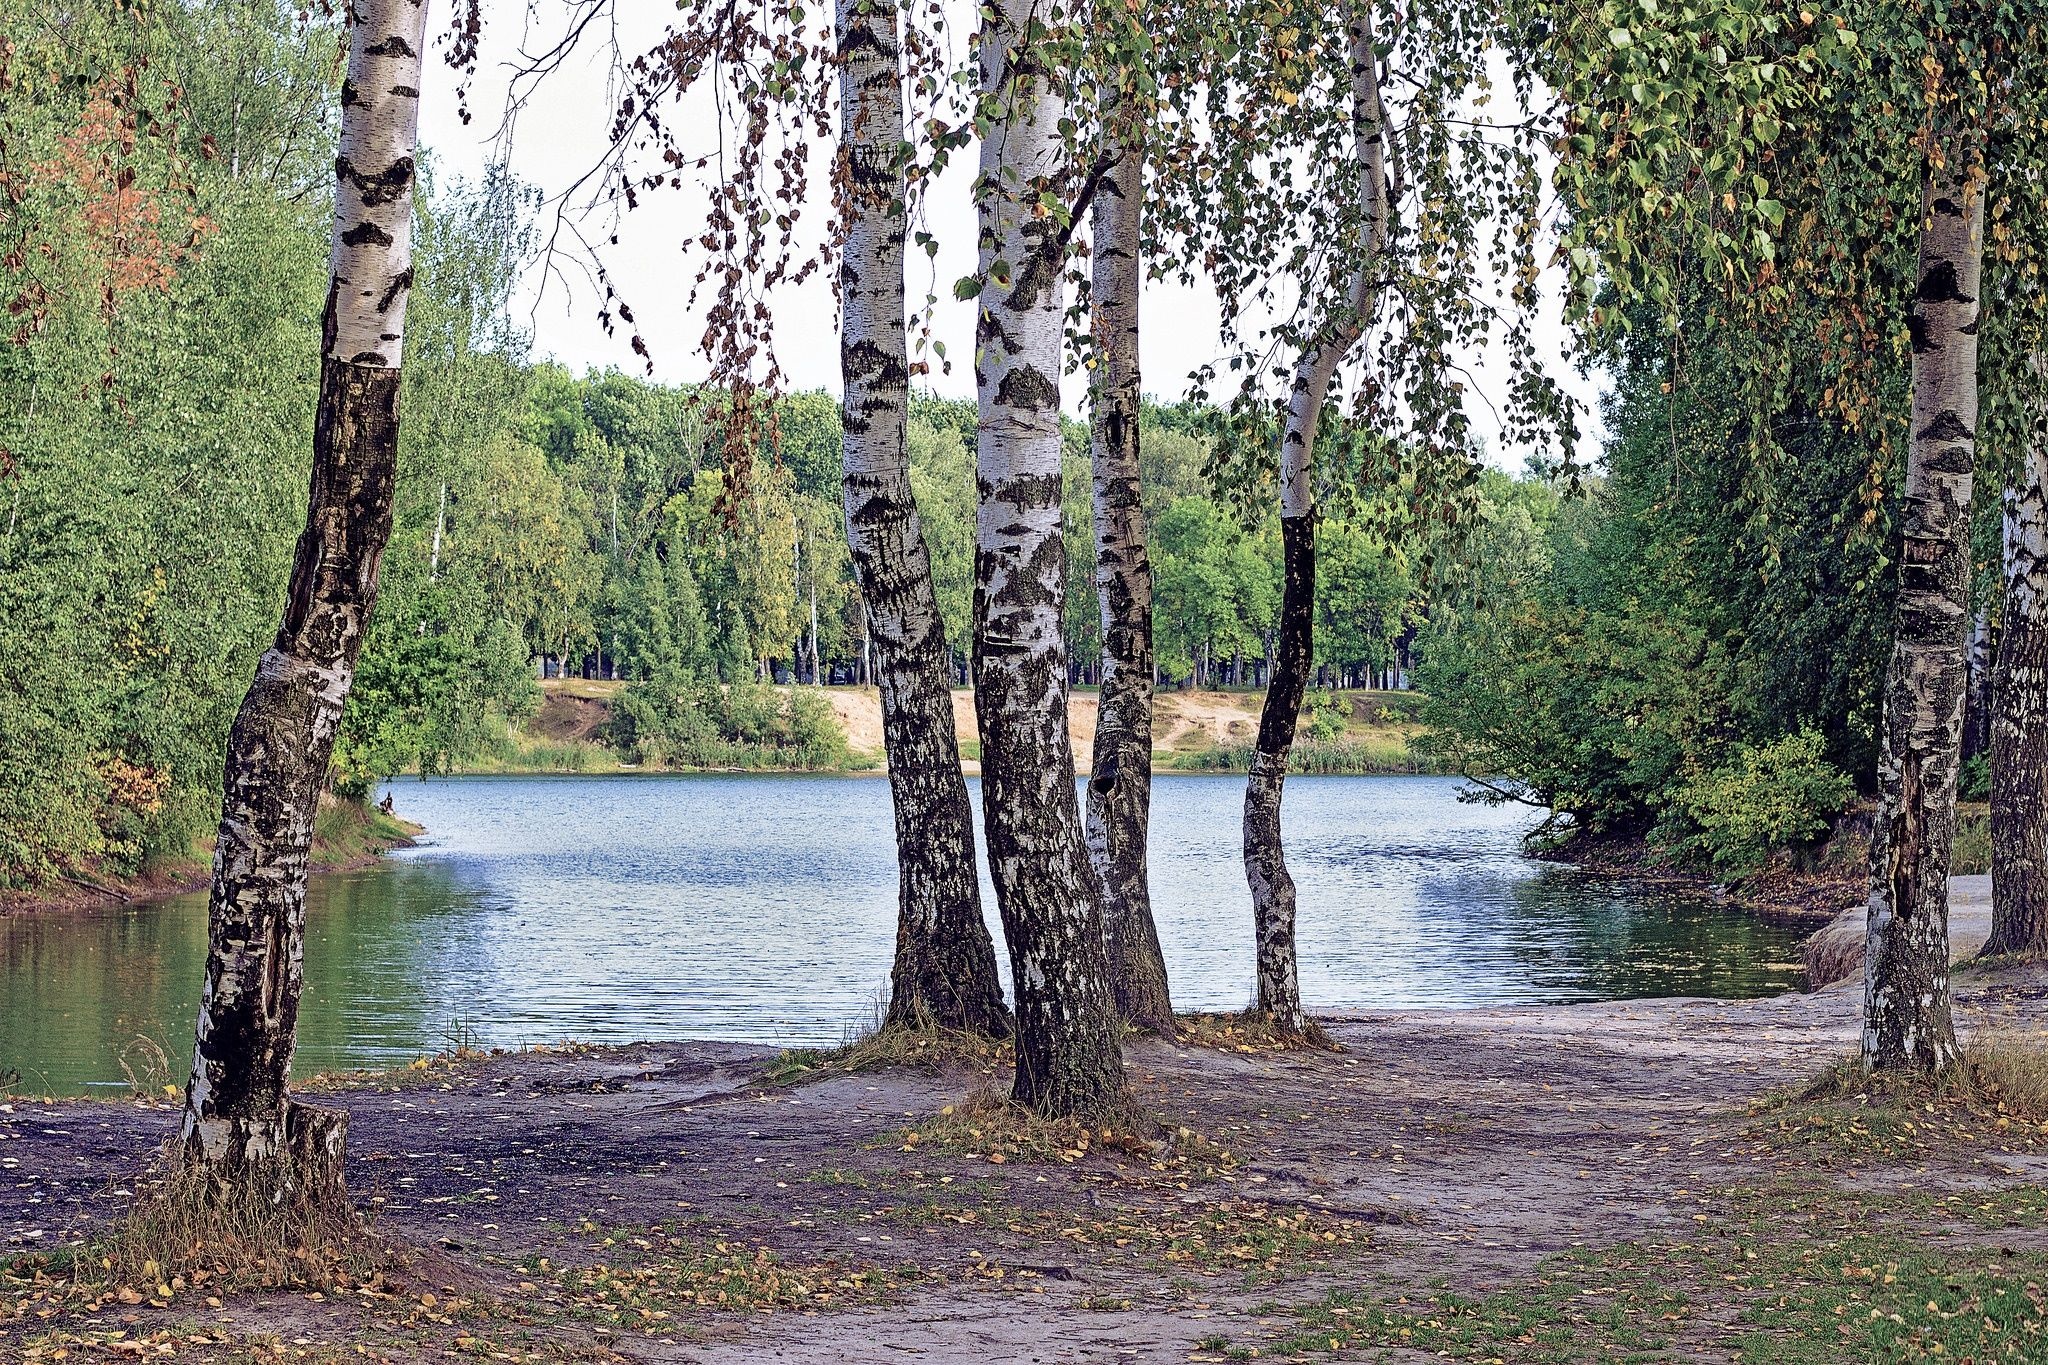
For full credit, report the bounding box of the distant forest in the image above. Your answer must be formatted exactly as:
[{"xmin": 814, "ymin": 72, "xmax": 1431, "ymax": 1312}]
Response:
[{"xmin": 0, "ymin": 2, "xmax": 1947, "ymax": 902}]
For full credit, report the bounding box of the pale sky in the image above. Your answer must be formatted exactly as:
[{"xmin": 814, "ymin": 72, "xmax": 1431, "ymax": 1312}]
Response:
[{"xmin": 415, "ymin": 4, "xmax": 1605, "ymax": 471}]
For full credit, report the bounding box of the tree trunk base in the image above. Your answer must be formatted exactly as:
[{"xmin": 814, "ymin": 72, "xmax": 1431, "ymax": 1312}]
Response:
[
  {"xmin": 1246, "ymin": 1009, "xmax": 1333, "ymax": 1050},
  {"xmin": 118, "ymin": 1101, "xmax": 362, "ymax": 1287}
]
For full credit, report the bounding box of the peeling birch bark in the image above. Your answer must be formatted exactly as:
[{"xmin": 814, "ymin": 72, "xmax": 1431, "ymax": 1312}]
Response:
[
  {"xmin": 1245, "ymin": 1, "xmax": 1386, "ymax": 1036},
  {"xmin": 1985, "ymin": 351, "xmax": 2048, "ymax": 958},
  {"xmin": 972, "ymin": 0, "xmax": 1127, "ymax": 1119},
  {"xmin": 1962, "ymin": 609, "xmax": 1992, "ymax": 762},
  {"xmin": 836, "ymin": 0, "xmax": 1009, "ymax": 1035},
  {"xmin": 181, "ymin": 0, "xmax": 428, "ymax": 1186},
  {"xmin": 1083, "ymin": 119, "xmax": 1175, "ymax": 1039},
  {"xmin": 1862, "ymin": 160, "xmax": 1983, "ymax": 1073}
]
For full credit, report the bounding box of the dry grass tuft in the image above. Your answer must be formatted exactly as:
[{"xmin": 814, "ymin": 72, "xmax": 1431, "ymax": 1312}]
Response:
[
  {"xmin": 1754, "ymin": 1034, "xmax": 2048, "ymax": 1162},
  {"xmin": 1963, "ymin": 1030, "xmax": 2048, "ymax": 1122},
  {"xmin": 1173, "ymin": 1010, "xmax": 1341, "ymax": 1053},
  {"xmin": 1798, "ymin": 1032, "xmax": 2048, "ymax": 1119},
  {"xmin": 61, "ymin": 1140, "xmax": 386, "ymax": 1297},
  {"xmin": 765, "ymin": 1016, "xmax": 1012, "ymax": 1085}
]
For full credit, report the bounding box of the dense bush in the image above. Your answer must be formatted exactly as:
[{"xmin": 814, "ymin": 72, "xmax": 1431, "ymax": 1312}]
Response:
[
  {"xmin": 1666, "ymin": 731, "xmax": 1854, "ymax": 878},
  {"xmin": 609, "ymin": 674, "xmax": 853, "ymax": 771},
  {"xmin": 1414, "ymin": 295, "xmax": 1896, "ymax": 874}
]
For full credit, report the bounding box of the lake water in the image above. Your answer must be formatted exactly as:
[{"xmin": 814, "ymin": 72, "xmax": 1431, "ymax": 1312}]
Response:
[{"xmin": 1, "ymin": 774, "xmax": 1808, "ymax": 1095}]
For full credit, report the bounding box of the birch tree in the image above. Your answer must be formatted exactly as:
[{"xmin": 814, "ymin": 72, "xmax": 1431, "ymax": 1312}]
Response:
[
  {"xmin": 181, "ymin": 0, "xmax": 429, "ymax": 1188},
  {"xmin": 1861, "ymin": 153, "xmax": 1985, "ymax": 1071},
  {"xmin": 1154, "ymin": 0, "xmax": 1556, "ymax": 1033},
  {"xmin": 1537, "ymin": 0, "xmax": 2048, "ymax": 1070},
  {"xmin": 1986, "ymin": 358, "xmax": 2048, "ymax": 956},
  {"xmin": 1082, "ymin": 16, "xmax": 1175, "ymax": 1038},
  {"xmin": 1980, "ymin": 144, "xmax": 2048, "ymax": 957},
  {"xmin": 836, "ymin": 0, "xmax": 1009, "ymax": 1034},
  {"xmin": 970, "ymin": 0, "xmax": 1128, "ymax": 1118},
  {"xmin": 1240, "ymin": 3, "xmax": 1386, "ymax": 1034}
]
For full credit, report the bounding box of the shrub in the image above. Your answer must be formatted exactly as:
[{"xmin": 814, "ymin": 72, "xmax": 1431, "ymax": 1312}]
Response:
[
  {"xmin": 608, "ymin": 671, "xmax": 852, "ymax": 770},
  {"xmin": 1953, "ymin": 802, "xmax": 1990, "ymax": 876},
  {"xmin": 1304, "ymin": 692, "xmax": 1347, "ymax": 742},
  {"xmin": 1670, "ymin": 729, "xmax": 1852, "ymax": 878}
]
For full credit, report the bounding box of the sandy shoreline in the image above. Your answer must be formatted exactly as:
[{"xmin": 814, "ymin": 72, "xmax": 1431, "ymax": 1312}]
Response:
[{"xmin": 9, "ymin": 949, "xmax": 2048, "ymax": 1361}]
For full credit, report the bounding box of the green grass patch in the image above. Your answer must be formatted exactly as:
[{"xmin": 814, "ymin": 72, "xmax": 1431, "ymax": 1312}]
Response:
[
  {"xmin": 1231, "ymin": 1188, "xmax": 2048, "ymax": 1363},
  {"xmin": 309, "ymin": 795, "xmax": 420, "ymax": 868}
]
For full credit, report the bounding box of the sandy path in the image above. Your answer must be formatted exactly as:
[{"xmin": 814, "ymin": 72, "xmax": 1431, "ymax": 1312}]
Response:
[{"xmin": 11, "ymin": 949, "xmax": 2048, "ymax": 1362}]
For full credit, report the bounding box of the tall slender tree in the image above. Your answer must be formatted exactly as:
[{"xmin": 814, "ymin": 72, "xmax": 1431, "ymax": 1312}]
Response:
[
  {"xmin": 1983, "ymin": 354, "xmax": 2048, "ymax": 957},
  {"xmin": 971, "ymin": 0, "xmax": 1128, "ymax": 1119},
  {"xmin": 1241, "ymin": 1, "xmax": 1387, "ymax": 1034},
  {"xmin": 180, "ymin": 0, "xmax": 429, "ymax": 1186},
  {"xmin": 1083, "ymin": 77, "xmax": 1175, "ymax": 1038},
  {"xmin": 1979, "ymin": 112, "xmax": 2048, "ymax": 960},
  {"xmin": 1860, "ymin": 157, "xmax": 1985, "ymax": 1072},
  {"xmin": 1149, "ymin": 0, "xmax": 1554, "ymax": 1029},
  {"xmin": 836, "ymin": 0, "xmax": 1009, "ymax": 1035}
]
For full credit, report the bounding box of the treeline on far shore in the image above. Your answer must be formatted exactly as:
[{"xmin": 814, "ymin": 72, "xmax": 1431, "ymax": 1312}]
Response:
[{"xmin": 0, "ymin": 1, "xmax": 1946, "ymax": 904}]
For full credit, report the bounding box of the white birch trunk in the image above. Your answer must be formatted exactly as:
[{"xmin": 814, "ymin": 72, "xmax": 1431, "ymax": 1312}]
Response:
[
  {"xmin": 972, "ymin": 0, "xmax": 1126, "ymax": 1117},
  {"xmin": 1083, "ymin": 114, "xmax": 1175, "ymax": 1037},
  {"xmin": 837, "ymin": 0, "xmax": 1009, "ymax": 1034},
  {"xmin": 1861, "ymin": 157, "xmax": 1985, "ymax": 1073},
  {"xmin": 182, "ymin": 0, "xmax": 428, "ymax": 1186},
  {"xmin": 1986, "ymin": 350, "xmax": 2048, "ymax": 957}
]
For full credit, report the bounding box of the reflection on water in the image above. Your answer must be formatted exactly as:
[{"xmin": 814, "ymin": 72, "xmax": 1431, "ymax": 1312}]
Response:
[{"xmin": 0, "ymin": 774, "xmax": 1806, "ymax": 1094}]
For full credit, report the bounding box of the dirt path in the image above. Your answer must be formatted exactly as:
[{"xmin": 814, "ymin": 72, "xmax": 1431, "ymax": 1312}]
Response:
[{"xmin": 11, "ymin": 964, "xmax": 2048, "ymax": 1362}]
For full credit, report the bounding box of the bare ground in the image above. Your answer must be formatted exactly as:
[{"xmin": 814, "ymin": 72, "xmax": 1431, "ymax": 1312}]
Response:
[
  {"xmin": 530, "ymin": 693, "xmax": 614, "ymax": 745},
  {"xmin": 10, "ymin": 960, "xmax": 2048, "ymax": 1362}
]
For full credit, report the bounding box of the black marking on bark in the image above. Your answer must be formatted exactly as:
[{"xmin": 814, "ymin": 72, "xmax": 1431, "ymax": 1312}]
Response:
[
  {"xmin": 1917, "ymin": 410, "xmax": 1974, "ymax": 443},
  {"xmin": 364, "ymin": 36, "xmax": 417, "ymax": 58},
  {"xmin": 375, "ymin": 266, "xmax": 414, "ymax": 315},
  {"xmin": 995, "ymin": 364, "xmax": 1059, "ymax": 414},
  {"xmin": 341, "ymin": 220, "xmax": 394, "ymax": 248},
  {"xmin": 991, "ymin": 471, "xmax": 1064, "ymax": 509},
  {"xmin": 335, "ymin": 154, "xmax": 416, "ymax": 208},
  {"xmin": 1917, "ymin": 260, "xmax": 1970, "ymax": 303}
]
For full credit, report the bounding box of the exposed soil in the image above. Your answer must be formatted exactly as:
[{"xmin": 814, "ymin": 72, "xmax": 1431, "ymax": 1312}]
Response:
[
  {"xmin": 530, "ymin": 692, "xmax": 613, "ymax": 745},
  {"xmin": 1150, "ymin": 691, "xmax": 1264, "ymax": 750},
  {"xmin": 825, "ymin": 687, "xmax": 1357, "ymax": 773},
  {"xmin": 826, "ymin": 688, "xmax": 1100, "ymax": 773},
  {"xmin": 10, "ymin": 960, "xmax": 2048, "ymax": 1363}
]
